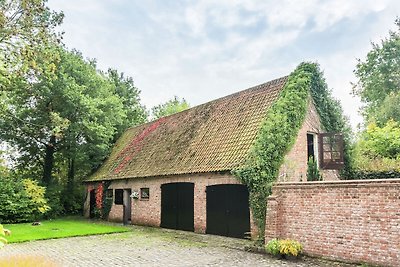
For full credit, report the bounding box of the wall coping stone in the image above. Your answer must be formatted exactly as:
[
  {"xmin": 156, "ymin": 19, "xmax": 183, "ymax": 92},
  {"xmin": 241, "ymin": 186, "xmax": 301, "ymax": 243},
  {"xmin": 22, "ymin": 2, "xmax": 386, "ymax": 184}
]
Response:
[{"xmin": 274, "ymin": 178, "xmax": 400, "ymax": 189}]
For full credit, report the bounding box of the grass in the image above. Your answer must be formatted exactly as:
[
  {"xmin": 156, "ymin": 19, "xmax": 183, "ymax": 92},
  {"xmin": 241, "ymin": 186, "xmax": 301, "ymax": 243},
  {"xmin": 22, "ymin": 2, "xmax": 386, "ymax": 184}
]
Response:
[{"xmin": 4, "ymin": 218, "xmax": 130, "ymax": 243}]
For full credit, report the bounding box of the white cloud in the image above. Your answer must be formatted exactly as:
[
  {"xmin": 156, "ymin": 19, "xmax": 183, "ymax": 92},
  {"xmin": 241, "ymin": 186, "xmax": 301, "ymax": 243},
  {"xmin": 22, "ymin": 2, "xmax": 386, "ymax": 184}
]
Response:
[{"xmin": 47, "ymin": 0, "xmax": 400, "ymax": 129}]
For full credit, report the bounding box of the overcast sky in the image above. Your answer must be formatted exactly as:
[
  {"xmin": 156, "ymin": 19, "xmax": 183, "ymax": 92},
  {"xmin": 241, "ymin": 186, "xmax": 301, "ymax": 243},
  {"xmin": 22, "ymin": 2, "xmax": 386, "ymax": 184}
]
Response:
[{"xmin": 48, "ymin": 0, "xmax": 400, "ymax": 129}]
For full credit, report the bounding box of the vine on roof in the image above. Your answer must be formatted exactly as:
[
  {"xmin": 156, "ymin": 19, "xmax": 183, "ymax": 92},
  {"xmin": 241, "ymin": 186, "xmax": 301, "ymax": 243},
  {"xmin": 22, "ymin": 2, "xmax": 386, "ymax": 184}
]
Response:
[{"xmin": 233, "ymin": 62, "xmax": 352, "ymax": 240}]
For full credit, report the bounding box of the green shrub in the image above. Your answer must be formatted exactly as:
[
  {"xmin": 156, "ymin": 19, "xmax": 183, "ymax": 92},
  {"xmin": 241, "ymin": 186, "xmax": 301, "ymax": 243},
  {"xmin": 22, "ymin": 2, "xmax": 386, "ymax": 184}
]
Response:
[
  {"xmin": 265, "ymin": 238, "xmax": 303, "ymax": 258},
  {"xmin": 22, "ymin": 179, "xmax": 50, "ymax": 219},
  {"xmin": 44, "ymin": 185, "xmax": 65, "ymax": 218},
  {"xmin": 265, "ymin": 238, "xmax": 280, "ymax": 255},
  {"xmin": 307, "ymin": 156, "xmax": 322, "ymax": 181},
  {"xmin": 0, "ymin": 175, "xmax": 50, "ymax": 223},
  {"xmin": 0, "ymin": 175, "xmax": 33, "ymax": 223},
  {"xmin": 61, "ymin": 184, "xmax": 84, "ymax": 215}
]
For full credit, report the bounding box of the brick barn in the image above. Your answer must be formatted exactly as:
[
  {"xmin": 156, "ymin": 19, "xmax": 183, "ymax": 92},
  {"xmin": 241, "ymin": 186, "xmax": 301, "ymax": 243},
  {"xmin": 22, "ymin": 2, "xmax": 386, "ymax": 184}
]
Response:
[{"xmin": 84, "ymin": 72, "xmax": 343, "ymax": 239}]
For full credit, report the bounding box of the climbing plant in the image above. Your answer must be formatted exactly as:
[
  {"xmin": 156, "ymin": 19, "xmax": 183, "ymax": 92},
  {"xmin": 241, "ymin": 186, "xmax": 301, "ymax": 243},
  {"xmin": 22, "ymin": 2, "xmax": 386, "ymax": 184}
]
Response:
[
  {"xmin": 102, "ymin": 181, "xmax": 113, "ymax": 219},
  {"xmin": 233, "ymin": 62, "xmax": 352, "ymax": 239}
]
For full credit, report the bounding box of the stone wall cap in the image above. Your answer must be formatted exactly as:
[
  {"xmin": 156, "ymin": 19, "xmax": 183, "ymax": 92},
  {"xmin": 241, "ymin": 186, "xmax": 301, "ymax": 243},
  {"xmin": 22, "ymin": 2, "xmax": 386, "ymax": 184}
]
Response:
[{"xmin": 274, "ymin": 178, "xmax": 400, "ymax": 188}]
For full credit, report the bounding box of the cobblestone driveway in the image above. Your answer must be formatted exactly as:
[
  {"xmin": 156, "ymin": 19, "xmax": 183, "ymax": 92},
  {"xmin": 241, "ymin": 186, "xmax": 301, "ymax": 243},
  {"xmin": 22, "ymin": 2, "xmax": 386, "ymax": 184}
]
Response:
[{"xmin": 0, "ymin": 226, "xmax": 356, "ymax": 267}]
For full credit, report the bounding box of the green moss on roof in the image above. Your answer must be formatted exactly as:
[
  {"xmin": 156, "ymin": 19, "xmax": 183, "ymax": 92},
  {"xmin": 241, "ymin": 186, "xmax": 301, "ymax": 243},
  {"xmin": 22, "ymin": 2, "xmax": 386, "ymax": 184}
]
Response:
[{"xmin": 87, "ymin": 76, "xmax": 288, "ymax": 181}]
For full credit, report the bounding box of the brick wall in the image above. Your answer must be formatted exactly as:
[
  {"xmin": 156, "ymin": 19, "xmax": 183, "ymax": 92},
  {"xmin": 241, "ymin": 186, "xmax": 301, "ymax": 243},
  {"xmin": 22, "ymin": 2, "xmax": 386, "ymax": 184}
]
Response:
[
  {"xmin": 265, "ymin": 179, "xmax": 400, "ymax": 266},
  {"xmin": 278, "ymin": 98, "xmax": 339, "ymax": 182},
  {"xmin": 85, "ymin": 172, "xmax": 258, "ymax": 238}
]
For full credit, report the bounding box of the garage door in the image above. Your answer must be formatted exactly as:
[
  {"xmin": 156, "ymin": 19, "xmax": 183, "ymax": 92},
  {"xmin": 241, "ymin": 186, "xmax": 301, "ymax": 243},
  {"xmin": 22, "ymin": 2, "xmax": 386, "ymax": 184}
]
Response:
[
  {"xmin": 206, "ymin": 184, "xmax": 250, "ymax": 238},
  {"xmin": 161, "ymin": 183, "xmax": 194, "ymax": 231}
]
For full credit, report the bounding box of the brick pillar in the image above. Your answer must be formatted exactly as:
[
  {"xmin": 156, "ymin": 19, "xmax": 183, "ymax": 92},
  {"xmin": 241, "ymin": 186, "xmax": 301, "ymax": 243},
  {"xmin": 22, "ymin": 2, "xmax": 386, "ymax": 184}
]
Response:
[
  {"xmin": 265, "ymin": 195, "xmax": 279, "ymax": 242},
  {"xmin": 194, "ymin": 182, "xmax": 206, "ymax": 233}
]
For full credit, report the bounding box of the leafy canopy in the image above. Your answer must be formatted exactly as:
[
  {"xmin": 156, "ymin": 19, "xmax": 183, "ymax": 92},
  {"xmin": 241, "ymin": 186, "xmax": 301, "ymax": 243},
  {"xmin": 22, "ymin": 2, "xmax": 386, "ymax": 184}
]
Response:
[
  {"xmin": 0, "ymin": 45, "xmax": 147, "ymax": 214},
  {"xmin": 151, "ymin": 96, "xmax": 189, "ymax": 119},
  {"xmin": 0, "ymin": 0, "xmax": 63, "ymax": 91},
  {"xmin": 352, "ymin": 18, "xmax": 400, "ymax": 175},
  {"xmin": 353, "ymin": 18, "xmax": 400, "ymax": 124}
]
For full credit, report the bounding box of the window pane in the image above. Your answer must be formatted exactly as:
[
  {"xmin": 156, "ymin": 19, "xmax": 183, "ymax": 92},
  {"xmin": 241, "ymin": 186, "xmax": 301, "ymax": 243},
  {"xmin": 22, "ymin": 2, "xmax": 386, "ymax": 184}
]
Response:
[
  {"xmin": 114, "ymin": 189, "xmax": 123, "ymax": 205},
  {"xmin": 140, "ymin": 188, "xmax": 149, "ymax": 199},
  {"xmin": 106, "ymin": 189, "xmax": 113, "ymax": 199}
]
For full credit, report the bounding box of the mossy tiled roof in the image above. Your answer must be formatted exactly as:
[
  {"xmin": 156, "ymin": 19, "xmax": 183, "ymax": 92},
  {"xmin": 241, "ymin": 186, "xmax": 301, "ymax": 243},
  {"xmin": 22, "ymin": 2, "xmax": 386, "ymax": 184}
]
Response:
[{"xmin": 87, "ymin": 76, "xmax": 288, "ymax": 181}]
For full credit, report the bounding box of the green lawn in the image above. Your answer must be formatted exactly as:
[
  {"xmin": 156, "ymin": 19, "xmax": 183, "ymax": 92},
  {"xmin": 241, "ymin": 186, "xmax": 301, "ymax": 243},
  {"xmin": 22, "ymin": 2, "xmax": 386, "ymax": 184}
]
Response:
[{"xmin": 4, "ymin": 218, "xmax": 130, "ymax": 243}]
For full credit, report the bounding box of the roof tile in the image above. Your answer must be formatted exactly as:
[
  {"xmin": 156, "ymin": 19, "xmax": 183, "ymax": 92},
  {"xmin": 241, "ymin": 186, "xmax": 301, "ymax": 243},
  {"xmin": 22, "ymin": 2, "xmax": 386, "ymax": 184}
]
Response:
[{"xmin": 87, "ymin": 76, "xmax": 288, "ymax": 181}]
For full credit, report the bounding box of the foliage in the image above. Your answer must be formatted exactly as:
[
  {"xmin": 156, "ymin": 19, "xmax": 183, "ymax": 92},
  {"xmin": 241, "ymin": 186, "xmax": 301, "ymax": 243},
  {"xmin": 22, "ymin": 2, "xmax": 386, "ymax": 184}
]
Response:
[
  {"xmin": 107, "ymin": 68, "xmax": 148, "ymax": 138},
  {"xmin": 22, "ymin": 179, "xmax": 50, "ymax": 217},
  {"xmin": 151, "ymin": 96, "xmax": 190, "ymax": 119},
  {"xmin": 307, "ymin": 156, "xmax": 322, "ymax": 181},
  {"xmin": 351, "ymin": 18, "xmax": 400, "ymax": 178},
  {"xmin": 0, "ymin": 0, "xmax": 63, "ymax": 91},
  {"xmin": 265, "ymin": 238, "xmax": 280, "ymax": 256},
  {"xmin": 233, "ymin": 63, "xmax": 311, "ymax": 238},
  {"xmin": 0, "ymin": 46, "xmax": 147, "ymax": 215},
  {"xmin": 0, "ymin": 175, "xmax": 49, "ymax": 223},
  {"xmin": 101, "ymin": 181, "xmax": 113, "ymax": 219},
  {"xmin": 308, "ymin": 64, "xmax": 354, "ymax": 178},
  {"xmin": 0, "ymin": 224, "xmax": 11, "ymax": 248},
  {"xmin": 353, "ymin": 120, "xmax": 400, "ymax": 174},
  {"xmin": 373, "ymin": 93, "xmax": 400, "ymax": 125},
  {"xmin": 357, "ymin": 120, "xmax": 400, "ymax": 159},
  {"xmin": 265, "ymin": 239, "xmax": 303, "ymax": 257},
  {"xmin": 353, "ymin": 18, "xmax": 400, "ymax": 124},
  {"xmin": 91, "ymin": 182, "xmax": 112, "ymax": 219},
  {"xmin": 0, "ymin": 174, "xmax": 34, "ymax": 223},
  {"xmin": 44, "ymin": 184, "xmax": 64, "ymax": 218},
  {"xmin": 234, "ymin": 62, "xmax": 352, "ymax": 240},
  {"xmin": 278, "ymin": 239, "xmax": 303, "ymax": 257},
  {"xmin": 4, "ymin": 218, "xmax": 130, "ymax": 243}
]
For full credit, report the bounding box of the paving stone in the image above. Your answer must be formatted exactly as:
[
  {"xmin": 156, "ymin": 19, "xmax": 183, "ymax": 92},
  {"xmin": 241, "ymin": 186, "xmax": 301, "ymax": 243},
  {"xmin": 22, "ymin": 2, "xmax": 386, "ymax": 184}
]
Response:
[{"xmin": 0, "ymin": 226, "xmax": 357, "ymax": 267}]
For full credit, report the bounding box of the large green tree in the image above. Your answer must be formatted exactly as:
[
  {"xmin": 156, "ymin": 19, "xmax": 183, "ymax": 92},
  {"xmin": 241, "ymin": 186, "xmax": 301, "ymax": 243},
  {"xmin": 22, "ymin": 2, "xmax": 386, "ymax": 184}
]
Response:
[
  {"xmin": 151, "ymin": 96, "xmax": 190, "ymax": 119},
  {"xmin": 0, "ymin": 47, "xmax": 132, "ymax": 186},
  {"xmin": 353, "ymin": 18, "xmax": 400, "ymax": 174},
  {"xmin": 353, "ymin": 18, "xmax": 400, "ymax": 125}
]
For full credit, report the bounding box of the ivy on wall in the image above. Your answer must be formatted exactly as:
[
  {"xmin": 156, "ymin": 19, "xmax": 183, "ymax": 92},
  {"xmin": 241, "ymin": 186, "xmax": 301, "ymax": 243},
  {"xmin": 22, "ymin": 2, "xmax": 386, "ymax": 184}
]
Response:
[
  {"xmin": 90, "ymin": 181, "xmax": 112, "ymax": 219},
  {"xmin": 233, "ymin": 62, "xmax": 352, "ymax": 239},
  {"xmin": 307, "ymin": 66, "xmax": 354, "ymax": 178}
]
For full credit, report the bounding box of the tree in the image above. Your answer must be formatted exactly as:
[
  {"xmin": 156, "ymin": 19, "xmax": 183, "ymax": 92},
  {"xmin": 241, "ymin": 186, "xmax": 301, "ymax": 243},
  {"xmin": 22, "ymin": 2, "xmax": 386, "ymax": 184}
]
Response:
[
  {"xmin": 0, "ymin": 0, "xmax": 63, "ymax": 91},
  {"xmin": 0, "ymin": 46, "xmax": 148, "ymax": 213},
  {"xmin": 352, "ymin": 18, "xmax": 400, "ymax": 175},
  {"xmin": 0, "ymin": 47, "xmax": 126, "ymax": 186},
  {"xmin": 353, "ymin": 18, "xmax": 400, "ymax": 124},
  {"xmin": 106, "ymin": 68, "xmax": 147, "ymax": 139},
  {"xmin": 151, "ymin": 96, "xmax": 190, "ymax": 119}
]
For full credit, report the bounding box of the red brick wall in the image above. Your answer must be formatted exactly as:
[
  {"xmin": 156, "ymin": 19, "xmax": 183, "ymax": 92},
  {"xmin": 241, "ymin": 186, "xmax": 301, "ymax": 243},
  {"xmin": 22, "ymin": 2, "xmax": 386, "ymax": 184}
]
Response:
[
  {"xmin": 265, "ymin": 179, "xmax": 400, "ymax": 266},
  {"xmin": 85, "ymin": 172, "xmax": 258, "ymax": 238}
]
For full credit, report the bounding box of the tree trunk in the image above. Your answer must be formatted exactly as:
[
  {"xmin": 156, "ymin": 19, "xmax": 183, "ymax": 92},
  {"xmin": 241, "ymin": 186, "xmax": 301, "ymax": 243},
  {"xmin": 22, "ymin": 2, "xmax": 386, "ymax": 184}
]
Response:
[
  {"xmin": 42, "ymin": 135, "xmax": 56, "ymax": 186},
  {"xmin": 67, "ymin": 157, "xmax": 75, "ymax": 194}
]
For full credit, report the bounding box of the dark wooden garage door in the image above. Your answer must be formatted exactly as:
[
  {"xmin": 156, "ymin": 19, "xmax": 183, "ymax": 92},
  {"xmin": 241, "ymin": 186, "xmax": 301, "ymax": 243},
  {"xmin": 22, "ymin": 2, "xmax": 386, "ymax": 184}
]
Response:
[
  {"xmin": 206, "ymin": 184, "xmax": 250, "ymax": 238},
  {"xmin": 161, "ymin": 183, "xmax": 194, "ymax": 231}
]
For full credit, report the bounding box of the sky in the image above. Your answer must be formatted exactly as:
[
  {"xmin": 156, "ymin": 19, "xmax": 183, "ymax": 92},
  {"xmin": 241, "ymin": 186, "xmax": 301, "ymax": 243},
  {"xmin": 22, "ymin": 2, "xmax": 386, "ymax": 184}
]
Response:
[{"xmin": 48, "ymin": 0, "xmax": 400, "ymax": 130}]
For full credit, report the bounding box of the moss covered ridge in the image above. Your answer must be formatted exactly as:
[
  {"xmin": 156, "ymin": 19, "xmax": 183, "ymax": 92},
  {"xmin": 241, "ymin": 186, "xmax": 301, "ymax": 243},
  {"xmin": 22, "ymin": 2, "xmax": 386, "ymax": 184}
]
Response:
[{"xmin": 233, "ymin": 62, "xmax": 350, "ymax": 239}]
